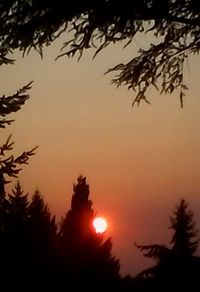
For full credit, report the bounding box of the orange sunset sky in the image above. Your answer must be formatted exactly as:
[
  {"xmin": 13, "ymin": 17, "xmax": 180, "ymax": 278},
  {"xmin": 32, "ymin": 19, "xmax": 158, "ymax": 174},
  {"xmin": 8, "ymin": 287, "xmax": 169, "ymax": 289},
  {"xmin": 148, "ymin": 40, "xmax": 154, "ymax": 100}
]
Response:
[{"xmin": 1, "ymin": 36, "xmax": 200, "ymax": 276}]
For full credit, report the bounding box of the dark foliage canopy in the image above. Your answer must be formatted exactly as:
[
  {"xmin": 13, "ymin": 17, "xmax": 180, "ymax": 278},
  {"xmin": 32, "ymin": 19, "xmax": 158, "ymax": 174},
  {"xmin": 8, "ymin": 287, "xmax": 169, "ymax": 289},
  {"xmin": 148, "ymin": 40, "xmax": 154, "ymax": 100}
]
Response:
[{"xmin": 0, "ymin": 0, "xmax": 199, "ymax": 105}]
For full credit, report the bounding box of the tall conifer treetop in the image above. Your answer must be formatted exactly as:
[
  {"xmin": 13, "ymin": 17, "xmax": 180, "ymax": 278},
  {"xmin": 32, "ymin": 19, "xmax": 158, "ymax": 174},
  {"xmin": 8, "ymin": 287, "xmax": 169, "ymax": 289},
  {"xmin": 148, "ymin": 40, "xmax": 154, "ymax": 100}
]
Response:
[{"xmin": 170, "ymin": 199, "xmax": 199, "ymax": 256}]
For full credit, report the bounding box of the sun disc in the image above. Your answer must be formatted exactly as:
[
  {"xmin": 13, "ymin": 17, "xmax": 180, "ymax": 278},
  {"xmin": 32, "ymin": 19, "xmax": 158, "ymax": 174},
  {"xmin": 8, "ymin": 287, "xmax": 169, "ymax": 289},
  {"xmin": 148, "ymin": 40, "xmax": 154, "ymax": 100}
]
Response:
[{"xmin": 93, "ymin": 217, "xmax": 107, "ymax": 234}]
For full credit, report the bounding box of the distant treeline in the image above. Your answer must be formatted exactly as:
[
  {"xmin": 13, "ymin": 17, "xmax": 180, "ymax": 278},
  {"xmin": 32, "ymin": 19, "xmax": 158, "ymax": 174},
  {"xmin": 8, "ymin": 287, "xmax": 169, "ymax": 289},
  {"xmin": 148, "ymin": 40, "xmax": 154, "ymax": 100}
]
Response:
[
  {"xmin": 0, "ymin": 175, "xmax": 123, "ymax": 291},
  {"xmin": 0, "ymin": 175, "xmax": 200, "ymax": 291}
]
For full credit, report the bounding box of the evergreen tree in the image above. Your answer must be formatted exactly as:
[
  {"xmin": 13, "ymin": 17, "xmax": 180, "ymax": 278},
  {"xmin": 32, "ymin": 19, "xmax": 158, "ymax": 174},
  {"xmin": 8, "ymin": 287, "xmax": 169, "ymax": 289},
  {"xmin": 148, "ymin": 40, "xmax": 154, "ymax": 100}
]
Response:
[
  {"xmin": 0, "ymin": 82, "xmax": 38, "ymax": 290},
  {"xmin": 59, "ymin": 175, "xmax": 120, "ymax": 291},
  {"xmin": 29, "ymin": 189, "xmax": 57, "ymax": 253},
  {"xmin": 5, "ymin": 182, "xmax": 30, "ymax": 290},
  {"xmin": 28, "ymin": 190, "xmax": 57, "ymax": 289},
  {"xmin": 170, "ymin": 198, "xmax": 199, "ymax": 257},
  {"xmin": 0, "ymin": 82, "xmax": 37, "ymax": 256},
  {"xmin": 0, "ymin": 173, "xmax": 9, "ymax": 235},
  {"xmin": 135, "ymin": 199, "xmax": 200, "ymax": 291},
  {"xmin": 60, "ymin": 176, "xmax": 95, "ymax": 249},
  {"xmin": 7, "ymin": 181, "xmax": 30, "ymax": 255},
  {"xmin": 0, "ymin": 174, "xmax": 10, "ymax": 287},
  {"xmin": 8, "ymin": 181, "xmax": 29, "ymax": 221}
]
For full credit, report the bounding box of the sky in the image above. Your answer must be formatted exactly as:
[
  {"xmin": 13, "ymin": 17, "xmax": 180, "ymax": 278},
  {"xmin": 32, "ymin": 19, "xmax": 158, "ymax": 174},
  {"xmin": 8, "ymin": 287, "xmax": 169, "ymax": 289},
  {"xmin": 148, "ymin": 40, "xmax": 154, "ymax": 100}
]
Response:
[{"xmin": 1, "ymin": 35, "xmax": 200, "ymax": 276}]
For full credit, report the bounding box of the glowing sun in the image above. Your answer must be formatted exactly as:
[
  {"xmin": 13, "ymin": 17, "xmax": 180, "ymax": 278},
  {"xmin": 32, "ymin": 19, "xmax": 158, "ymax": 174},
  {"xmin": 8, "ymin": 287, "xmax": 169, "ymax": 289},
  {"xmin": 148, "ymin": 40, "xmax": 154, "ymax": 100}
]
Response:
[{"xmin": 93, "ymin": 217, "xmax": 108, "ymax": 234}]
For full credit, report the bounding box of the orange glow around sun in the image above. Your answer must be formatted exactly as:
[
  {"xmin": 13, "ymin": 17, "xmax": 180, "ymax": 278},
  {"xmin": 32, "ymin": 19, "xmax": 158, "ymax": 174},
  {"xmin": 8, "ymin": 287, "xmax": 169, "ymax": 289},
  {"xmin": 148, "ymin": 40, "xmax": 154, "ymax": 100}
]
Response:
[{"xmin": 93, "ymin": 217, "xmax": 108, "ymax": 234}]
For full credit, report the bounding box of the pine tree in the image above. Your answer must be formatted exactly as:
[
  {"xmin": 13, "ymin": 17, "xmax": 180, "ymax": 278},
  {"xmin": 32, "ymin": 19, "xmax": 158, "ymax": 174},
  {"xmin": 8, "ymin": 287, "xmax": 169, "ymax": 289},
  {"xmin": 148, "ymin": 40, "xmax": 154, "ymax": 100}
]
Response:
[
  {"xmin": 135, "ymin": 199, "xmax": 200, "ymax": 291},
  {"xmin": 170, "ymin": 199, "xmax": 199, "ymax": 257},
  {"xmin": 0, "ymin": 173, "xmax": 9, "ymax": 234},
  {"xmin": 0, "ymin": 173, "xmax": 10, "ymax": 287},
  {"xmin": 8, "ymin": 181, "xmax": 29, "ymax": 221},
  {"xmin": 59, "ymin": 175, "xmax": 120, "ymax": 290},
  {"xmin": 29, "ymin": 189, "xmax": 57, "ymax": 252},
  {"xmin": 28, "ymin": 190, "xmax": 57, "ymax": 289},
  {"xmin": 0, "ymin": 82, "xmax": 37, "ymax": 290},
  {"xmin": 4, "ymin": 182, "xmax": 30, "ymax": 290},
  {"xmin": 7, "ymin": 181, "xmax": 30, "ymax": 256},
  {"xmin": 60, "ymin": 176, "xmax": 95, "ymax": 249}
]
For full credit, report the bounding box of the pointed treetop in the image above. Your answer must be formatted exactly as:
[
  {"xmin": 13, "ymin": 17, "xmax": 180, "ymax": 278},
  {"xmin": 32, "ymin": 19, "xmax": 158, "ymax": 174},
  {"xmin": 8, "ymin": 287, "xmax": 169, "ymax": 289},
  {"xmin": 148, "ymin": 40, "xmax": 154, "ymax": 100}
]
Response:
[
  {"xmin": 29, "ymin": 189, "xmax": 50, "ymax": 218},
  {"xmin": 8, "ymin": 181, "xmax": 29, "ymax": 219},
  {"xmin": 170, "ymin": 198, "xmax": 199, "ymax": 256},
  {"xmin": 9, "ymin": 181, "xmax": 28, "ymax": 200},
  {"xmin": 71, "ymin": 175, "xmax": 91, "ymax": 210}
]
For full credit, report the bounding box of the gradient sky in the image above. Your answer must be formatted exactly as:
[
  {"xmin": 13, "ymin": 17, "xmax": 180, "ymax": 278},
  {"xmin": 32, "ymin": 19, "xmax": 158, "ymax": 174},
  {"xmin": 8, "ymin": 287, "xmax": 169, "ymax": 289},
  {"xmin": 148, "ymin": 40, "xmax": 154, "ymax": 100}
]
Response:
[{"xmin": 1, "ymin": 36, "xmax": 200, "ymax": 276}]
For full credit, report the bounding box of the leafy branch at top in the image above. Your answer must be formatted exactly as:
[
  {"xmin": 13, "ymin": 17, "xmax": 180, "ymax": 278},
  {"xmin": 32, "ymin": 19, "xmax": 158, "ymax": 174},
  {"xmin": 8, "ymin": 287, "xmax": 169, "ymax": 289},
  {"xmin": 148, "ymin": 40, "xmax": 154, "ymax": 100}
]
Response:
[
  {"xmin": 0, "ymin": 1, "xmax": 199, "ymax": 105},
  {"xmin": 0, "ymin": 145, "xmax": 38, "ymax": 183},
  {"xmin": 0, "ymin": 81, "xmax": 37, "ymax": 184},
  {"xmin": 0, "ymin": 81, "xmax": 33, "ymax": 128}
]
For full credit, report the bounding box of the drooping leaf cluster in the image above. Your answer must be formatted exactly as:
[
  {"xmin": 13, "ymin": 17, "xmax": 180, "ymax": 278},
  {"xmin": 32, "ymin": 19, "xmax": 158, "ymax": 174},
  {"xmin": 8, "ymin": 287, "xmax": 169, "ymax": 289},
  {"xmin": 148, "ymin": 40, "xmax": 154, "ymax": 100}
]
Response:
[{"xmin": 0, "ymin": 0, "xmax": 199, "ymax": 105}]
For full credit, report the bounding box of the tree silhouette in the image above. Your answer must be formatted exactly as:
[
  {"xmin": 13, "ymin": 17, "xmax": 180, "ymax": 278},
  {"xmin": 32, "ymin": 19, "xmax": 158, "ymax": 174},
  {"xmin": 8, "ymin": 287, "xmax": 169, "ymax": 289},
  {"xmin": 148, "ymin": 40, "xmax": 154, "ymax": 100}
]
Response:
[
  {"xmin": 5, "ymin": 181, "xmax": 30, "ymax": 290},
  {"xmin": 0, "ymin": 82, "xmax": 37, "ymax": 186},
  {"xmin": 0, "ymin": 1, "xmax": 199, "ymax": 105},
  {"xmin": 0, "ymin": 84, "xmax": 38, "ymax": 286},
  {"xmin": 0, "ymin": 176, "xmax": 130, "ymax": 291},
  {"xmin": 29, "ymin": 190, "xmax": 57, "ymax": 253},
  {"xmin": 28, "ymin": 190, "xmax": 57, "ymax": 289},
  {"xmin": 170, "ymin": 198, "xmax": 199, "ymax": 257},
  {"xmin": 135, "ymin": 199, "xmax": 200, "ymax": 291},
  {"xmin": 59, "ymin": 175, "xmax": 120, "ymax": 290},
  {"xmin": 8, "ymin": 181, "xmax": 29, "ymax": 219}
]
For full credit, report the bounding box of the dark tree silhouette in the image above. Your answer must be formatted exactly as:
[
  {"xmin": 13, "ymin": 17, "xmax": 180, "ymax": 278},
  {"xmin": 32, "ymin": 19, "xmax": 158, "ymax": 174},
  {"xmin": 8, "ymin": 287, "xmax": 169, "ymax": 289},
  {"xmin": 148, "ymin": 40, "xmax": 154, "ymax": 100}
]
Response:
[
  {"xmin": 29, "ymin": 190, "xmax": 57, "ymax": 253},
  {"xmin": 135, "ymin": 199, "xmax": 200, "ymax": 291},
  {"xmin": 59, "ymin": 175, "xmax": 120, "ymax": 290},
  {"xmin": 0, "ymin": 84, "xmax": 38, "ymax": 282},
  {"xmin": 0, "ymin": 173, "xmax": 10, "ymax": 289},
  {"xmin": 5, "ymin": 181, "xmax": 30, "ymax": 290},
  {"xmin": 170, "ymin": 198, "xmax": 199, "ymax": 257},
  {"xmin": 28, "ymin": 190, "xmax": 57, "ymax": 289},
  {"xmin": 8, "ymin": 181, "xmax": 29, "ymax": 219},
  {"xmin": 0, "ymin": 1, "xmax": 199, "ymax": 105},
  {"xmin": 0, "ymin": 176, "xmax": 129, "ymax": 291}
]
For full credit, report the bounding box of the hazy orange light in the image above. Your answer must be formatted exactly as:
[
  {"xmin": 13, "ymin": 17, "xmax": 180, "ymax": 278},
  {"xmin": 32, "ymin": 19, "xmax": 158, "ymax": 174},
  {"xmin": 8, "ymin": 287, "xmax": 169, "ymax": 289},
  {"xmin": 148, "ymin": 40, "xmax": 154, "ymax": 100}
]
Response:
[{"xmin": 93, "ymin": 217, "xmax": 108, "ymax": 234}]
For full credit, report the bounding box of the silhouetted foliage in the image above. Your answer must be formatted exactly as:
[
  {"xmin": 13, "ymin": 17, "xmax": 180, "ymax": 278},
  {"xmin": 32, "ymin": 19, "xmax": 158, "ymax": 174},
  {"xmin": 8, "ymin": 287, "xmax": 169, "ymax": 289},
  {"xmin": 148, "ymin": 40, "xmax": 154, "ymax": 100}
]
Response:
[
  {"xmin": 8, "ymin": 181, "xmax": 29, "ymax": 218},
  {"xmin": 0, "ymin": 78, "xmax": 38, "ymax": 290},
  {"xmin": 28, "ymin": 190, "xmax": 57, "ymax": 289},
  {"xmin": 0, "ymin": 183, "xmax": 58, "ymax": 290},
  {"xmin": 0, "ymin": 82, "xmax": 37, "ymax": 185},
  {"xmin": 59, "ymin": 175, "xmax": 120, "ymax": 290},
  {"xmin": 170, "ymin": 198, "xmax": 199, "ymax": 257},
  {"xmin": 29, "ymin": 190, "xmax": 57, "ymax": 253},
  {"xmin": 0, "ymin": 1, "xmax": 199, "ymax": 105},
  {"xmin": 4, "ymin": 182, "xmax": 30, "ymax": 290},
  {"xmin": 0, "ymin": 174, "xmax": 126, "ymax": 290},
  {"xmin": 135, "ymin": 199, "xmax": 200, "ymax": 291}
]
